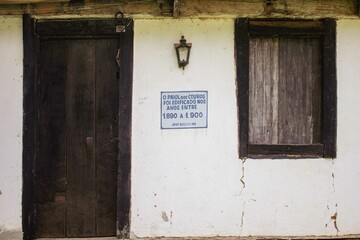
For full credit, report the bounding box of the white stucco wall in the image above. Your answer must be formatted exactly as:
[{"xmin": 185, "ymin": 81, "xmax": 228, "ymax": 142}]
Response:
[
  {"xmin": 132, "ymin": 19, "xmax": 241, "ymax": 238},
  {"xmin": 0, "ymin": 17, "xmax": 23, "ymax": 237},
  {"xmin": 333, "ymin": 19, "xmax": 360, "ymax": 235},
  {"xmin": 0, "ymin": 16, "xmax": 359, "ymax": 239},
  {"xmin": 131, "ymin": 18, "xmax": 360, "ymax": 238}
]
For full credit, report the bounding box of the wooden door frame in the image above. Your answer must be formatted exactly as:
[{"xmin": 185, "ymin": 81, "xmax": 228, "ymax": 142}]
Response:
[{"xmin": 22, "ymin": 15, "xmax": 133, "ymax": 239}]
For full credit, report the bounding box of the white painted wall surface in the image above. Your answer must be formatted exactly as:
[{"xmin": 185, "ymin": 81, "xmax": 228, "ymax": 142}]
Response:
[
  {"xmin": 0, "ymin": 16, "xmax": 359, "ymax": 239},
  {"xmin": 132, "ymin": 19, "xmax": 241, "ymax": 238},
  {"xmin": 131, "ymin": 19, "xmax": 360, "ymax": 238},
  {"xmin": 333, "ymin": 19, "xmax": 360, "ymax": 235},
  {"xmin": 0, "ymin": 17, "xmax": 23, "ymax": 237}
]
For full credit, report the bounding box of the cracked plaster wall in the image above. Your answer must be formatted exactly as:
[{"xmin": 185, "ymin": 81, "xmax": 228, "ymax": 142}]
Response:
[
  {"xmin": 131, "ymin": 18, "xmax": 360, "ymax": 238},
  {"xmin": 0, "ymin": 16, "xmax": 23, "ymax": 236}
]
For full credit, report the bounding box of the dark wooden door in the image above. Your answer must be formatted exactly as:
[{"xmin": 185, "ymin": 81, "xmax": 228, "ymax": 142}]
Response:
[{"xmin": 35, "ymin": 38, "xmax": 119, "ymax": 237}]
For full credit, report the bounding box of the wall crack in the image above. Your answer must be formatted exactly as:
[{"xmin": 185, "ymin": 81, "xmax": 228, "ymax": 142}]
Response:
[
  {"xmin": 325, "ymin": 159, "xmax": 339, "ymax": 235},
  {"xmin": 240, "ymin": 201, "xmax": 246, "ymax": 236},
  {"xmin": 239, "ymin": 159, "xmax": 246, "ymax": 235},
  {"xmin": 331, "ymin": 160, "xmax": 339, "ymax": 234},
  {"xmin": 331, "ymin": 209, "xmax": 339, "ymax": 234},
  {"xmin": 240, "ymin": 158, "xmax": 246, "ymax": 193}
]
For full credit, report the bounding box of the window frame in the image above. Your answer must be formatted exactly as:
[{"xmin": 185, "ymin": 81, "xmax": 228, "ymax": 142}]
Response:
[{"xmin": 236, "ymin": 18, "xmax": 337, "ymax": 159}]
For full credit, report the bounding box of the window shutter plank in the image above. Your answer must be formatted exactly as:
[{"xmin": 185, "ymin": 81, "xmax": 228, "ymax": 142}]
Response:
[
  {"xmin": 249, "ymin": 37, "xmax": 279, "ymax": 144},
  {"xmin": 278, "ymin": 37, "xmax": 321, "ymax": 144}
]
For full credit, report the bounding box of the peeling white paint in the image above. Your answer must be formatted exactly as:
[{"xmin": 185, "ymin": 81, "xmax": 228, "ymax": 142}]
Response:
[{"xmin": 0, "ymin": 16, "xmax": 23, "ymax": 235}]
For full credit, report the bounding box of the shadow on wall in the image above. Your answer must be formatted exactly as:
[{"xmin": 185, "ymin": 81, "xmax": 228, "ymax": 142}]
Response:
[{"xmin": 0, "ymin": 230, "xmax": 22, "ymax": 240}]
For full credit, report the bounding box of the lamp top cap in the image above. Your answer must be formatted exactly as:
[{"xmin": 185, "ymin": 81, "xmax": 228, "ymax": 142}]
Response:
[{"xmin": 180, "ymin": 35, "xmax": 186, "ymax": 43}]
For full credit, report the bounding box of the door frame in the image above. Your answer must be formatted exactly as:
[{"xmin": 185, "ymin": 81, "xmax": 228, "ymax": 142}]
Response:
[{"xmin": 22, "ymin": 15, "xmax": 133, "ymax": 239}]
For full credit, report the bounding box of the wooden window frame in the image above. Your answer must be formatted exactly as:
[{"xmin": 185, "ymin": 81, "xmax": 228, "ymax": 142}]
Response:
[{"xmin": 236, "ymin": 19, "xmax": 336, "ymax": 159}]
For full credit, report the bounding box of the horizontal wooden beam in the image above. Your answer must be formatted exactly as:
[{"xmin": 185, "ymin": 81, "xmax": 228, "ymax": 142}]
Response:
[
  {"xmin": 178, "ymin": 0, "xmax": 358, "ymax": 18},
  {"xmin": 0, "ymin": 1, "xmax": 162, "ymax": 16},
  {"xmin": 0, "ymin": 0, "xmax": 68, "ymax": 4},
  {"xmin": 248, "ymin": 144, "xmax": 324, "ymax": 159},
  {"xmin": 0, "ymin": 0, "xmax": 357, "ymax": 18},
  {"xmin": 35, "ymin": 18, "xmax": 126, "ymax": 36},
  {"xmin": 248, "ymin": 20, "xmax": 324, "ymax": 35}
]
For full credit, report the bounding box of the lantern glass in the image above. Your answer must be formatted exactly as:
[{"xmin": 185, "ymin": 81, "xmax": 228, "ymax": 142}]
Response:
[{"xmin": 178, "ymin": 47, "xmax": 188, "ymax": 63}]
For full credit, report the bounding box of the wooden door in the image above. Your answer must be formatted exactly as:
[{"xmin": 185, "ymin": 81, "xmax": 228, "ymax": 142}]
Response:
[
  {"xmin": 35, "ymin": 38, "xmax": 119, "ymax": 237},
  {"xmin": 23, "ymin": 18, "xmax": 133, "ymax": 239}
]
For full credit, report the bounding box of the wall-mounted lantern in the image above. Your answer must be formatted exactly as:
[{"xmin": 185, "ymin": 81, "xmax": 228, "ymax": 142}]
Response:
[{"xmin": 174, "ymin": 36, "xmax": 192, "ymax": 69}]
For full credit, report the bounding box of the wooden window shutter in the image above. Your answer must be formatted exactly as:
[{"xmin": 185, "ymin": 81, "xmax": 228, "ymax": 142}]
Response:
[{"xmin": 236, "ymin": 18, "xmax": 336, "ymax": 159}]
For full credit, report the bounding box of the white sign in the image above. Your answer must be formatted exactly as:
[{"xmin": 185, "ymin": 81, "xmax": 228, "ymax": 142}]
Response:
[{"xmin": 161, "ymin": 91, "xmax": 208, "ymax": 129}]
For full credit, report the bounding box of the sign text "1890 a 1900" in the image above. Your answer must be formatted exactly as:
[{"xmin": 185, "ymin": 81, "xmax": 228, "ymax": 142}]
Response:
[{"xmin": 161, "ymin": 91, "xmax": 208, "ymax": 129}]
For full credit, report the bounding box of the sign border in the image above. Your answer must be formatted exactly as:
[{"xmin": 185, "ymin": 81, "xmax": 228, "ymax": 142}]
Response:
[{"xmin": 160, "ymin": 90, "xmax": 208, "ymax": 130}]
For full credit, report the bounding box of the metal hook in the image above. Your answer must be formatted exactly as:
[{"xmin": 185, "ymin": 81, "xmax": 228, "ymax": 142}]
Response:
[
  {"xmin": 115, "ymin": 11, "xmax": 126, "ymax": 33},
  {"xmin": 115, "ymin": 11, "xmax": 124, "ymax": 24}
]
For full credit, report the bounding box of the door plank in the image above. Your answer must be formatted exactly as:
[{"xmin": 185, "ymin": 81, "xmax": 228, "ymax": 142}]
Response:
[
  {"xmin": 117, "ymin": 24, "xmax": 134, "ymax": 237},
  {"xmin": 66, "ymin": 40, "xmax": 97, "ymax": 237},
  {"xmin": 95, "ymin": 39, "xmax": 118, "ymax": 236},
  {"xmin": 36, "ymin": 41, "xmax": 67, "ymax": 238}
]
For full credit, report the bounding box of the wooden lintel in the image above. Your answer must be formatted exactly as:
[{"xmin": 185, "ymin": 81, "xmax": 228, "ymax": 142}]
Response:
[
  {"xmin": 0, "ymin": 0, "xmax": 358, "ymax": 18},
  {"xmin": 178, "ymin": 0, "xmax": 358, "ymax": 18},
  {"xmin": 0, "ymin": 0, "xmax": 68, "ymax": 4},
  {"xmin": 0, "ymin": 1, "xmax": 161, "ymax": 16},
  {"xmin": 173, "ymin": 0, "xmax": 179, "ymax": 17}
]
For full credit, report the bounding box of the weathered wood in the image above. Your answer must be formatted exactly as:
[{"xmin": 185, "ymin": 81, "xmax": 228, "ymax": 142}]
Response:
[
  {"xmin": 249, "ymin": 37, "xmax": 279, "ymax": 144},
  {"xmin": 36, "ymin": 39, "xmax": 68, "ymax": 238},
  {"xmin": 249, "ymin": 36, "xmax": 321, "ymax": 145},
  {"xmin": 249, "ymin": 20, "xmax": 324, "ymax": 35},
  {"xmin": 36, "ymin": 40, "xmax": 70, "ymax": 238},
  {"xmin": 47, "ymin": 44, "xmax": 68, "ymax": 196},
  {"xmin": 36, "ymin": 64, "xmax": 67, "ymax": 238},
  {"xmin": 28, "ymin": 18, "xmax": 132, "ymax": 238},
  {"xmin": 0, "ymin": 1, "xmax": 161, "ymax": 16},
  {"xmin": 322, "ymin": 19, "xmax": 337, "ymax": 158},
  {"xmin": 236, "ymin": 18, "xmax": 249, "ymax": 158},
  {"xmin": 0, "ymin": 0, "xmax": 68, "ymax": 4},
  {"xmin": 36, "ymin": 19, "xmax": 118, "ymax": 36},
  {"xmin": 117, "ymin": 19, "xmax": 133, "ymax": 238},
  {"xmin": 95, "ymin": 39, "xmax": 118, "ymax": 236},
  {"xmin": 0, "ymin": 0, "xmax": 357, "ymax": 17},
  {"xmin": 173, "ymin": 0, "xmax": 179, "ymax": 17},
  {"xmin": 179, "ymin": 0, "xmax": 357, "ymax": 18},
  {"xmin": 35, "ymin": 199, "xmax": 66, "ymax": 238},
  {"xmin": 278, "ymin": 37, "xmax": 321, "ymax": 144},
  {"xmin": 248, "ymin": 144, "xmax": 324, "ymax": 158},
  {"xmin": 237, "ymin": 18, "xmax": 335, "ymax": 158},
  {"xmin": 66, "ymin": 40, "xmax": 96, "ymax": 237},
  {"xmin": 250, "ymin": 20, "xmax": 323, "ymax": 29},
  {"xmin": 22, "ymin": 14, "xmax": 37, "ymax": 240}
]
